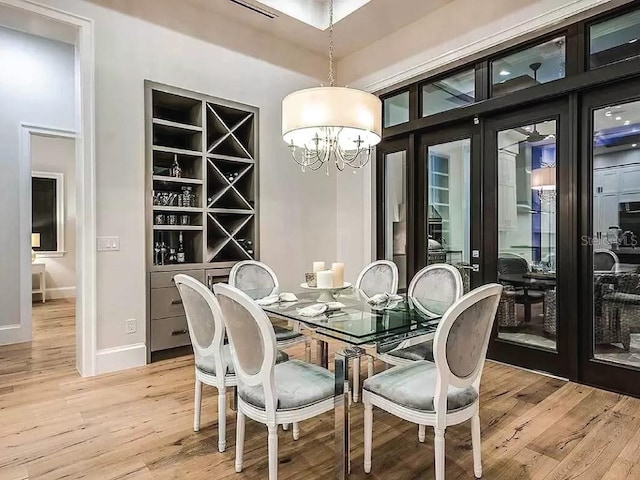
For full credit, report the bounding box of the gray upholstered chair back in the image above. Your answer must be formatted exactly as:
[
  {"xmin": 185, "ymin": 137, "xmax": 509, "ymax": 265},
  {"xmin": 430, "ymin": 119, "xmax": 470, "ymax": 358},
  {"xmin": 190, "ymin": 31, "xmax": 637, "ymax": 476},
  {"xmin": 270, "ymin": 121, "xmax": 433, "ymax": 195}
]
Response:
[
  {"xmin": 594, "ymin": 249, "xmax": 618, "ymax": 271},
  {"xmin": 229, "ymin": 260, "xmax": 279, "ymax": 300},
  {"xmin": 497, "ymin": 256, "xmax": 529, "ymax": 275},
  {"xmin": 432, "ymin": 284, "xmax": 503, "ymax": 398},
  {"xmin": 174, "ymin": 274, "xmax": 225, "ymax": 372},
  {"xmin": 408, "ymin": 264, "xmax": 463, "ymax": 317},
  {"xmin": 356, "ymin": 260, "xmax": 399, "ymax": 297},
  {"xmin": 213, "ymin": 283, "xmax": 279, "ymax": 417}
]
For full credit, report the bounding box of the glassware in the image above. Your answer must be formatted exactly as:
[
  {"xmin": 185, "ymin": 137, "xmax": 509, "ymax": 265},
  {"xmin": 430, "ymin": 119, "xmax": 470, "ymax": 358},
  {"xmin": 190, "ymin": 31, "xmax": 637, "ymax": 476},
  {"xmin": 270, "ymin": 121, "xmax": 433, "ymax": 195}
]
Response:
[
  {"xmin": 167, "ymin": 214, "xmax": 178, "ymax": 225},
  {"xmin": 171, "ymin": 155, "xmax": 182, "ymax": 178},
  {"xmin": 155, "ymin": 214, "xmax": 166, "ymax": 225},
  {"xmin": 179, "ymin": 215, "xmax": 190, "ymax": 225}
]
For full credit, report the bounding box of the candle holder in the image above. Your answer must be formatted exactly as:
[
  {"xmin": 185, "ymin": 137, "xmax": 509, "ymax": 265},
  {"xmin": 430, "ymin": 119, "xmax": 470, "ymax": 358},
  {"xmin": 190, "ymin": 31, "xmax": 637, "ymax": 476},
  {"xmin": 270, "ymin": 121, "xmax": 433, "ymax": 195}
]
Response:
[
  {"xmin": 300, "ymin": 282, "xmax": 352, "ymax": 303},
  {"xmin": 305, "ymin": 272, "xmax": 317, "ymax": 287}
]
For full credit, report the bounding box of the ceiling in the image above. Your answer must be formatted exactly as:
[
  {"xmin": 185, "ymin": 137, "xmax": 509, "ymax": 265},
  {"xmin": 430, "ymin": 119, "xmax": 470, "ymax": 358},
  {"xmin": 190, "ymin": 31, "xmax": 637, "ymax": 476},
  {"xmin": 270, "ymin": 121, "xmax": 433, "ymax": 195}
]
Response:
[{"xmin": 183, "ymin": 0, "xmax": 454, "ymax": 59}]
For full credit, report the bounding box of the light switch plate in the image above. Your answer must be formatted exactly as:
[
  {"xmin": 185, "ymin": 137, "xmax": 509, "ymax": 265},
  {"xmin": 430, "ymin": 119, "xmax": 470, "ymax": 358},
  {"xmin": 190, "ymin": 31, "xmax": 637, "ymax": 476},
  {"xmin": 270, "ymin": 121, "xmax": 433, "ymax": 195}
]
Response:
[{"xmin": 97, "ymin": 236, "xmax": 120, "ymax": 251}]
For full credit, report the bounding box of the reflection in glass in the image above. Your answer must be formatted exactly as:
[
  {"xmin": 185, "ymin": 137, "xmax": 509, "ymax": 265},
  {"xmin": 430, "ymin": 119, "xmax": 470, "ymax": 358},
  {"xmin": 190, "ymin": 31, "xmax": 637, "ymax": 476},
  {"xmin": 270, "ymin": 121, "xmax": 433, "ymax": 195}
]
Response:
[
  {"xmin": 590, "ymin": 9, "xmax": 640, "ymax": 69},
  {"xmin": 492, "ymin": 37, "xmax": 566, "ymax": 96},
  {"xmin": 427, "ymin": 139, "xmax": 471, "ymax": 291},
  {"xmin": 592, "ymin": 99, "xmax": 640, "ymax": 368},
  {"xmin": 496, "ymin": 121, "xmax": 557, "ymax": 351},
  {"xmin": 384, "ymin": 150, "xmax": 408, "ymax": 289},
  {"xmin": 383, "ymin": 91, "xmax": 410, "ymax": 127},
  {"xmin": 422, "ymin": 69, "xmax": 475, "ymax": 117}
]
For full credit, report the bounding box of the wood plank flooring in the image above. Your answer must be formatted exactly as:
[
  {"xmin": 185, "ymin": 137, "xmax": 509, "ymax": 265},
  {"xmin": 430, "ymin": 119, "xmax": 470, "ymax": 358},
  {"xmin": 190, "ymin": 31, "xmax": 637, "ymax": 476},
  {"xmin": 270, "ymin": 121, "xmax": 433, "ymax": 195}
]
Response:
[{"xmin": 2, "ymin": 300, "xmax": 640, "ymax": 479}]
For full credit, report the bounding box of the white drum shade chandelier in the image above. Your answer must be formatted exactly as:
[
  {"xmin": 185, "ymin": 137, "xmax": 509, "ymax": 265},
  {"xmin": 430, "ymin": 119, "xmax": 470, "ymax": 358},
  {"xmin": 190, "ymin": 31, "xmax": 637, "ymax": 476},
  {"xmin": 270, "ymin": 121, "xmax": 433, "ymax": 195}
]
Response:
[{"xmin": 282, "ymin": 0, "xmax": 382, "ymax": 173}]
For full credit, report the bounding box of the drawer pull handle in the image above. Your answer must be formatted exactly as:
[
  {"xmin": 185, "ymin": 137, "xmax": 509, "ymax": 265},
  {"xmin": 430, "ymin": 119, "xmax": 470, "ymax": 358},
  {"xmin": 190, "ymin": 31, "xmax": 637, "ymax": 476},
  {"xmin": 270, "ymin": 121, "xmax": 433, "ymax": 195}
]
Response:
[
  {"xmin": 171, "ymin": 329, "xmax": 188, "ymax": 336},
  {"xmin": 171, "ymin": 299, "xmax": 183, "ymax": 305},
  {"xmin": 171, "ymin": 277, "xmax": 175, "ymax": 283}
]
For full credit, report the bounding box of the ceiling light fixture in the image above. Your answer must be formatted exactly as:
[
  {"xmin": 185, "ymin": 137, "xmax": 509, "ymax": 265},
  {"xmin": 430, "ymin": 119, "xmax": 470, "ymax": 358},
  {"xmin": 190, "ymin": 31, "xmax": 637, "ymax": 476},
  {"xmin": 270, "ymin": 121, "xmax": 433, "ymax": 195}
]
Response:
[
  {"xmin": 499, "ymin": 69, "xmax": 510, "ymax": 76},
  {"xmin": 616, "ymin": 116, "xmax": 622, "ymax": 121},
  {"xmin": 633, "ymin": 143, "xmax": 638, "ymax": 148},
  {"xmin": 281, "ymin": 0, "xmax": 381, "ymax": 173},
  {"xmin": 605, "ymin": 111, "xmax": 612, "ymax": 117},
  {"xmin": 624, "ymin": 120, "xmax": 631, "ymax": 125},
  {"xmin": 629, "ymin": 38, "xmax": 638, "ymax": 44}
]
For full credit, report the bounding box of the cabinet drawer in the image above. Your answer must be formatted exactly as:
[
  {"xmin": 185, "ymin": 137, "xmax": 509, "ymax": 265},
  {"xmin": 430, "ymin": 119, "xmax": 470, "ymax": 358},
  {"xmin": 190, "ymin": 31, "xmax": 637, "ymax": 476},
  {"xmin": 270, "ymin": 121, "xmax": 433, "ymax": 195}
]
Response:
[
  {"xmin": 150, "ymin": 269, "xmax": 205, "ymax": 289},
  {"xmin": 206, "ymin": 268, "xmax": 231, "ymax": 288},
  {"xmin": 151, "ymin": 286, "xmax": 186, "ymax": 319},
  {"xmin": 150, "ymin": 316, "xmax": 191, "ymax": 352}
]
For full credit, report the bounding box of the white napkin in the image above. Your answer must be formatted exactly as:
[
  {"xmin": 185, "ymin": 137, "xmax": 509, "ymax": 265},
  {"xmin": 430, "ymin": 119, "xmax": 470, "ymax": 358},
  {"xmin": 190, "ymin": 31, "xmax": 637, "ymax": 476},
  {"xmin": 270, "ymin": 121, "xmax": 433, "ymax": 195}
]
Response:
[
  {"xmin": 367, "ymin": 293, "xmax": 403, "ymax": 305},
  {"xmin": 298, "ymin": 302, "xmax": 345, "ymax": 317},
  {"xmin": 256, "ymin": 292, "xmax": 298, "ymax": 306}
]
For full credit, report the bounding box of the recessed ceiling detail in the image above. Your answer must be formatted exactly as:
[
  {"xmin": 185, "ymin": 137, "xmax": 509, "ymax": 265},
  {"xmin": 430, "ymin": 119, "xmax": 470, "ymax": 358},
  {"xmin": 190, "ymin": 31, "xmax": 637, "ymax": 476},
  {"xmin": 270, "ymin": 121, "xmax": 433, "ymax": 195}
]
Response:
[{"xmin": 254, "ymin": 0, "xmax": 372, "ymax": 30}]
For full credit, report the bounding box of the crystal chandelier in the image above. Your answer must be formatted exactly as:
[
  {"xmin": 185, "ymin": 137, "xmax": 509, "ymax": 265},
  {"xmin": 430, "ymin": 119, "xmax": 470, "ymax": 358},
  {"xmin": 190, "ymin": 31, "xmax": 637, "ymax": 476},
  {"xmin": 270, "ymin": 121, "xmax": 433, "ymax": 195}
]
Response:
[{"xmin": 281, "ymin": 0, "xmax": 382, "ymax": 173}]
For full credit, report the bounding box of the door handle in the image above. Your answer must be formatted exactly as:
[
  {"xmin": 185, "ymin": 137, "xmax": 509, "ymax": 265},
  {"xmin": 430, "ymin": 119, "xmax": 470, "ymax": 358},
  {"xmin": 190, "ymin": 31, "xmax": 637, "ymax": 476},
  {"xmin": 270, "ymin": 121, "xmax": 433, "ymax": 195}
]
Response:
[
  {"xmin": 171, "ymin": 329, "xmax": 188, "ymax": 336},
  {"xmin": 170, "ymin": 299, "xmax": 183, "ymax": 305},
  {"xmin": 456, "ymin": 264, "xmax": 480, "ymax": 272}
]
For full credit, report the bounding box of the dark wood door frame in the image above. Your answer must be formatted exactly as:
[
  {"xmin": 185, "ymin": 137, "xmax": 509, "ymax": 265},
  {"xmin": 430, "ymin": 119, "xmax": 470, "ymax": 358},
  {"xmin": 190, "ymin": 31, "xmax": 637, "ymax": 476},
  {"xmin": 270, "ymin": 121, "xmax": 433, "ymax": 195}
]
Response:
[
  {"xmin": 483, "ymin": 99, "xmax": 578, "ymax": 380},
  {"xmin": 579, "ymin": 78, "xmax": 640, "ymax": 397}
]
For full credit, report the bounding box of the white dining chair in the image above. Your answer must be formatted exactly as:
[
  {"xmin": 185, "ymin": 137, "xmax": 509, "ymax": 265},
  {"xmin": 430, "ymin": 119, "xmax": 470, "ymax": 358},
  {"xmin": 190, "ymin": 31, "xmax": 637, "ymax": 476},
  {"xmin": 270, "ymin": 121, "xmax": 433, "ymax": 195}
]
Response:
[
  {"xmin": 174, "ymin": 274, "xmax": 289, "ymax": 452},
  {"xmin": 351, "ymin": 260, "xmax": 399, "ymax": 402},
  {"xmin": 363, "ymin": 283, "xmax": 503, "ymax": 480},
  {"xmin": 376, "ymin": 263, "xmax": 464, "ymax": 368},
  {"xmin": 213, "ymin": 283, "xmax": 336, "ymax": 480},
  {"xmin": 229, "ymin": 260, "xmax": 312, "ymax": 363}
]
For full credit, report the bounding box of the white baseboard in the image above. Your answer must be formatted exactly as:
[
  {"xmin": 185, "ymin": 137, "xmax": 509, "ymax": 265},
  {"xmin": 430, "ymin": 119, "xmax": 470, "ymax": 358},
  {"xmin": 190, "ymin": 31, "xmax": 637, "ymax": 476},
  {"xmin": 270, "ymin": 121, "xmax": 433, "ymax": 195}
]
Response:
[
  {"xmin": 0, "ymin": 324, "xmax": 29, "ymax": 345},
  {"xmin": 46, "ymin": 286, "xmax": 76, "ymax": 300},
  {"xmin": 95, "ymin": 343, "xmax": 147, "ymax": 375}
]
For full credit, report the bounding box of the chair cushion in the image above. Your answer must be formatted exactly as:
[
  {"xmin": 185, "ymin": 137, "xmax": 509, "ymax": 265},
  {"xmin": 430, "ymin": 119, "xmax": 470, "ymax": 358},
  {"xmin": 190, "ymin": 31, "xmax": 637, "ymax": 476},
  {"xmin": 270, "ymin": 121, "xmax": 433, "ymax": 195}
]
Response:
[
  {"xmin": 238, "ymin": 359, "xmax": 334, "ymax": 411},
  {"xmin": 388, "ymin": 340, "xmax": 434, "ymax": 362},
  {"xmin": 273, "ymin": 324, "xmax": 304, "ymax": 342},
  {"xmin": 197, "ymin": 345, "xmax": 288, "ymax": 375},
  {"xmin": 363, "ymin": 361, "xmax": 478, "ymax": 412}
]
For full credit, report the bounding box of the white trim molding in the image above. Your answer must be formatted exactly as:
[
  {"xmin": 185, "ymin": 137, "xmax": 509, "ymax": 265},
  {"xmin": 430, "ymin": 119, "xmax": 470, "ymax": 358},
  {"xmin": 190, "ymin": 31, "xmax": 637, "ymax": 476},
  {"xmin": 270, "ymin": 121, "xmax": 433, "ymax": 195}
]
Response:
[
  {"xmin": 46, "ymin": 286, "xmax": 77, "ymax": 300},
  {"xmin": 364, "ymin": 0, "xmax": 614, "ymax": 93},
  {"xmin": 32, "ymin": 170, "xmax": 65, "ymax": 255},
  {"xmin": 0, "ymin": 324, "xmax": 26, "ymax": 346},
  {"xmin": 95, "ymin": 343, "xmax": 147, "ymax": 375},
  {"xmin": 3, "ymin": 0, "xmax": 97, "ymax": 377}
]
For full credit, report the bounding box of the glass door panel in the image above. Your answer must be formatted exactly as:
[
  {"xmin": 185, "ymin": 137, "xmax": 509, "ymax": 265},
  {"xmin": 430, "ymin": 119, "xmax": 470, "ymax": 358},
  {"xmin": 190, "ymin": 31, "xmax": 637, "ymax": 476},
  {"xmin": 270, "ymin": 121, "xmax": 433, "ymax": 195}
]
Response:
[
  {"xmin": 427, "ymin": 139, "xmax": 472, "ymax": 290},
  {"xmin": 496, "ymin": 120, "xmax": 558, "ymax": 352},
  {"xmin": 383, "ymin": 150, "xmax": 409, "ymax": 290},
  {"xmin": 591, "ymin": 98, "xmax": 640, "ymax": 368}
]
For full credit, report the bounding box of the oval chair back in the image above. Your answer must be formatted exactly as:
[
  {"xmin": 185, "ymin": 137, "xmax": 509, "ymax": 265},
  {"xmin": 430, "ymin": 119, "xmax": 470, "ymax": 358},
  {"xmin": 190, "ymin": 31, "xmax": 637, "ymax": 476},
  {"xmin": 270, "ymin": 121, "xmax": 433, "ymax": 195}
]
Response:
[
  {"xmin": 174, "ymin": 274, "xmax": 226, "ymax": 375},
  {"xmin": 497, "ymin": 256, "xmax": 529, "ymax": 275},
  {"xmin": 229, "ymin": 260, "xmax": 279, "ymax": 300},
  {"xmin": 408, "ymin": 264, "xmax": 463, "ymax": 317},
  {"xmin": 594, "ymin": 249, "xmax": 619, "ymax": 272},
  {"xmin": 213, "ymin": 283, "xmax": 279, "ymax": 422},
  {"xmin": 432, "ymin": 283, "xmax": 503, "ymax": 415},
  {"xmin": 356, "ymin": 260, "xmax": 399, "ymax": 298}
]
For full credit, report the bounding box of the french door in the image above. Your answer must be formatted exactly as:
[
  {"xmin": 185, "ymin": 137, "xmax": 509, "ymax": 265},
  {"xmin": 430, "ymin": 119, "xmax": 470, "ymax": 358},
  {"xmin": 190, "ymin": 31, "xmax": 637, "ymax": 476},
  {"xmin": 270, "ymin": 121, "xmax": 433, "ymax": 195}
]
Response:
[
  {"xmin": 580, "ymin": 80, "xmax": 640, "ymax": 396},
  {"xmin": 483, "ymin": 100, "xmax": 576, "ymax": 378},
  {"xmin": 417, "ymin": 123, "xmax": 483, "ymax": 291}
]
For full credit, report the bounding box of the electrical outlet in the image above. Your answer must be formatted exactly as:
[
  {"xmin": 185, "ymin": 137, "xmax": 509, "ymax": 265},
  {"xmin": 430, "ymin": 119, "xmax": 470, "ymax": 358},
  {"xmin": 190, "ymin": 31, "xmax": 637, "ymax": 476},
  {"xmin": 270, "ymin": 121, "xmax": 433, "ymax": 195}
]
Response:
[{"xmin": 125, "ymin": 318, "xmax": 136, "ymax": 334}]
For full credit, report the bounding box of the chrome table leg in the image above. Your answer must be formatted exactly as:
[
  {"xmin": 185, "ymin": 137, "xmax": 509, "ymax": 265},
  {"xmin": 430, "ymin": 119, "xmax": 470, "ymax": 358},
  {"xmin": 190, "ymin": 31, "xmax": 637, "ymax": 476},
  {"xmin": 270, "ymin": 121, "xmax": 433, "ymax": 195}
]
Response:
[{"xmin": 334, "ymin": 347, "xmax": 364, "ymax": 479}]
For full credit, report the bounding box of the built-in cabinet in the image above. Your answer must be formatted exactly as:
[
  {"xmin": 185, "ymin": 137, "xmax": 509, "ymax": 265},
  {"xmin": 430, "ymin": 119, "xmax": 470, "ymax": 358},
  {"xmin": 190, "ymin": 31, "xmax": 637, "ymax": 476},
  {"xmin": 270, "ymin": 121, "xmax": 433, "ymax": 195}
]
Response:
[
  {"xmin": 593, "ymin": 165, "xmax": 640, "ymax": 240},
  {"xmin": 145, "ymin": 82, "xmax": 259, "ymax": 361}
]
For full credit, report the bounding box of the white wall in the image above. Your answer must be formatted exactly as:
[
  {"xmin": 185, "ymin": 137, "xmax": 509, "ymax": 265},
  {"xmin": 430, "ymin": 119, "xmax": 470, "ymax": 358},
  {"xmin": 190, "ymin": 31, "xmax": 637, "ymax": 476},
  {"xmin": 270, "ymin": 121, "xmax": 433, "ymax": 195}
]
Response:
[
  {"xmin": 30, "ymin": 0, "xmax": 334, "ymax": 356},
  {"xmin": 32, "ymin": 135, "xmax": 77, "ymax": 299},
  {"xmin": 0, "ymin": 26, "xmax": 75, "ymax": 332}
]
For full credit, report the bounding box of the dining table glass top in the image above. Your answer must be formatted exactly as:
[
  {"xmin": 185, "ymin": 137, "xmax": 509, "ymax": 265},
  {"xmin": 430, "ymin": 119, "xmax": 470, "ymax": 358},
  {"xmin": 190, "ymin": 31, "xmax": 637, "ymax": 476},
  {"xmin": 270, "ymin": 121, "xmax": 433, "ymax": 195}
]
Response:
[{"xmin": 247, "ymin": 286, "xmax": 444, "ymax": 346}]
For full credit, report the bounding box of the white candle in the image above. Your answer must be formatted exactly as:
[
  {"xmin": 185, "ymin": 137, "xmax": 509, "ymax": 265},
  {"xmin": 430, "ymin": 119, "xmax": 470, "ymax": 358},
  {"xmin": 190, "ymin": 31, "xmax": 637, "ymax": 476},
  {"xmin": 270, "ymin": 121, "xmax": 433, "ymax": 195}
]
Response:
[
  {"xmin": 316, "ymin": 270, "xmax": 333, "ymax": 289},
  {"xmin": 313, "ymin": 261, "xmax": 326, "ymax": 273},
  {"xmin": 332, "ymin": 262, "xmax": 344, "ymax": 287}
]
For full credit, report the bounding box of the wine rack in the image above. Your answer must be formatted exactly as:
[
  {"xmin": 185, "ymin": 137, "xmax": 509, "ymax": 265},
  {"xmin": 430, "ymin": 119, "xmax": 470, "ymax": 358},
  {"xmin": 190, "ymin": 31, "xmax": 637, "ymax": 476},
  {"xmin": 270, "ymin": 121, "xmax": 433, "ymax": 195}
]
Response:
[{"xmin": 145, "ymin": 82, "xmax": 259, "ymax": 361}]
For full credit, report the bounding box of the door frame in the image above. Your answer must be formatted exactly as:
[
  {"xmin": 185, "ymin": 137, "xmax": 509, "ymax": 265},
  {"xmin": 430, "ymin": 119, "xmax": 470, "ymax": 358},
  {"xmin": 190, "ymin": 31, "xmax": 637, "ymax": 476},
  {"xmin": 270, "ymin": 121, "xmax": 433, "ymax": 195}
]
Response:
[
  {"xmin": 483, "ymin": 99, "xmax": 578, "ymax": 379},
  {"xmin": 1, "ymin": 0, "xmax": 98, "ymax": 377},
  {"xmin": 579, "ymin": 78, "xmax": 640, "ymax": 396},
  {"xmin": 417, "ymin": 121, "xmax": 483, "ymax": 287}
]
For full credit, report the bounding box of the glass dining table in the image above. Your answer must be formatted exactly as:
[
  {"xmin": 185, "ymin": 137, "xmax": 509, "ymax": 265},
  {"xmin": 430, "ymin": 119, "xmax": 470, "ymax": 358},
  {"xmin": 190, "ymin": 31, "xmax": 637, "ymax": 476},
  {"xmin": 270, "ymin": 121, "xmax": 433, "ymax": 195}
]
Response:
[{"xmin": 249, "ymin": 286, "xmax": 443, "ymax": 479}]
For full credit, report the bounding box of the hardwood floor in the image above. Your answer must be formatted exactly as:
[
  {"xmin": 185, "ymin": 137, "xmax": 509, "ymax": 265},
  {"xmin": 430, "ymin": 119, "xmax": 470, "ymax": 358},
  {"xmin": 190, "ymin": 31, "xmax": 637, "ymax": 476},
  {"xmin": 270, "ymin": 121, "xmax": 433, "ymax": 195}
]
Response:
[{"xmin": 2, "ymin": 301, "xmax": 640, "ymax": 479}]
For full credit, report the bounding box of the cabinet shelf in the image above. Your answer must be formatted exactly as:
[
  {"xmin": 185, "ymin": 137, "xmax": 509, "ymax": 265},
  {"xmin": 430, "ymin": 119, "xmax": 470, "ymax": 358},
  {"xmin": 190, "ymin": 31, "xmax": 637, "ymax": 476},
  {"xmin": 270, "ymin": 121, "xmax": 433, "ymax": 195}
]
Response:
[
  {"xmin": 152, "ymin": 175, "xmax": 203, "ymax": 185},
  {"xmin": 153, "ymin": 145, "xmax": 203, "ymax": 157},
  {"xmin": 152, "ymin": 206, "xmax": 202, "ymax": 213},
  {"xmin": 153, "ymin": 118, "xmax": 203, "ymax": 132},
  {"xmin": 153, "ymin": 225, "xmax": 203, "ymax": 231},
  {"xmin": 207, "ymin": 153, "xmax": 255, "ymax": 164}
]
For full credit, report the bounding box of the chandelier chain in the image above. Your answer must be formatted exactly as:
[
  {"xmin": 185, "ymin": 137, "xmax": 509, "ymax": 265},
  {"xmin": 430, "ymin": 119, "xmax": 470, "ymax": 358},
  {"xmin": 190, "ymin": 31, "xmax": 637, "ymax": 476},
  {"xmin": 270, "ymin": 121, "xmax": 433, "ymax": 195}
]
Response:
[{"xmin": 328, "ymin": 0, "xmax": 335, "ymax": 87}]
